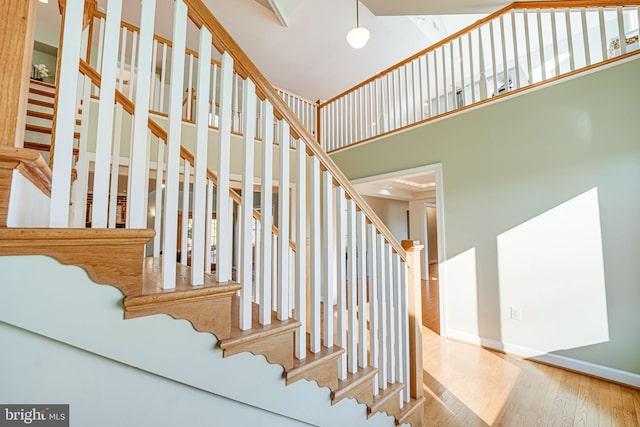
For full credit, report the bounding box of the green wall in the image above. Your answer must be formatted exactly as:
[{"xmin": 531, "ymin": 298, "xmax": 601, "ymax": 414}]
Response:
[{"xmin": 331, "ymin": 57, "xmax": 640, "ymax": 378}]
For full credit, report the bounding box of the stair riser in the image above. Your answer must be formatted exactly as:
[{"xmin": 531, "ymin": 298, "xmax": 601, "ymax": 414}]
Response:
[
  {"xmin": 223, "ymin": 330, "xmax": 295, "ymax": 369},
  {"xmin": 333, "ymin": 377, "xmax": 375, "ymax": 407},
  {"xmin": 286, "ymin": 356, "xmax": 340, "ymax": 391},
  {"xmin": 125, "ymin": 295, "xmax": 234, "ymax": 339}
]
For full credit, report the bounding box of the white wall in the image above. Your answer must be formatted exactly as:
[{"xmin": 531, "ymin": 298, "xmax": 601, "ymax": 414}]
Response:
[
  {"xmin": 0, "ymin": 322, "xmax": 305, "ymax": 427},
  {"xmin": 7, "ymin": 170, "xmax": 50, "ymax": 227},
  {"xmin": 0, "ymin": 255, "xmax": 396, "ymax": 427},
  {"xmin": 363, "ymin": 195, "xmax": 409, "ymax": 243}
]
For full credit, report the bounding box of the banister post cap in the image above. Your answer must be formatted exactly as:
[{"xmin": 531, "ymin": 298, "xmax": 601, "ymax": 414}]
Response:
[{"xmin": 401, "ymin": 240, "xmax": 424, "ymax": 251}]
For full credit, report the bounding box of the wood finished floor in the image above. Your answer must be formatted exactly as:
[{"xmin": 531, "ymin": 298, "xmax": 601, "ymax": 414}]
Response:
[{"xmin": 420, "ymin": 266, "xmax": 640, "ymax": 426}]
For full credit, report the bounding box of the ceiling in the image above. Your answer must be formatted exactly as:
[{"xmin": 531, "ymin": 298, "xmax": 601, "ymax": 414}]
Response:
[
  {"xmin": 353, "ymin": 171, "xmax": 436, "ymax": 202},
  {"xmin": 34, "ymin": 0, "xmax": 500, "ymax": 101}
]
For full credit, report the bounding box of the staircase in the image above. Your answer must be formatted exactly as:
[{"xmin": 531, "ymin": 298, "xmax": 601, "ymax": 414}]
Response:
[{"xmin": 0, "ymin": 0, "xmax": 424, "ymax": 425}]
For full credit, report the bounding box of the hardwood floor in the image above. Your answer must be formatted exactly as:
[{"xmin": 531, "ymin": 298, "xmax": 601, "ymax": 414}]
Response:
[
  {"xmin": 422, "ymin": 263, "xmax": 440, "ymax": 334},
  {"xmin": 420, "ymin": 325, "xmax": 640, "ymax": 426}
]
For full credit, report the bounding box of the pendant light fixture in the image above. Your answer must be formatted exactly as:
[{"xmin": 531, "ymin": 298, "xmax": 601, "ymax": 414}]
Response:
[{"xmin": 346, "ymin": 0, "xmax": 370, "ymax": 49}]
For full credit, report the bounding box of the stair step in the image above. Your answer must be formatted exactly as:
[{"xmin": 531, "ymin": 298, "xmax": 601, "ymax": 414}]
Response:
[
  {"xmin": 368, "ymin": 382, "xmax": 404, "ymax": 420},
  {"xmin": 396, "ymin": 396, "xmax": 425, "ymax": 427},
  {"xmin": 285, "ymin": 345, "xmax": 344, "ymax": 391},
  {"xmin": 25, "ymin": 124, "xmax": 80, "ymax": 139},
  {"xmin": 29, "ymin": 79, "xmax": 56, "ymax": 90},
  {"xmin": 219, "ymin": 298, "xmax": 301, "ymax": 369},
  {"xmin": 124, "ymin": 257, "xmax": 241, "ymax": 339},
  {"xmin": 28, "ymin": 98, "xmax": 54, "ymax": 109},
  {"xmin": 26, "ymin": 110, "xmax": 53, "ymax": 121},
  {"xmin": 331, "ymin": 365, "xmax": 378, "ymax": 406},
  {"xmin": 29, "ymin": 87, "xmax": 55, "ymax": 98}
]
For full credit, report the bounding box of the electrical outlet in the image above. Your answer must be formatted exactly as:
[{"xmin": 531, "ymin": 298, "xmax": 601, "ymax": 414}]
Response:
[{"xmin": 510, "ymin": 306, "xmax": 523, "ymax": 321}]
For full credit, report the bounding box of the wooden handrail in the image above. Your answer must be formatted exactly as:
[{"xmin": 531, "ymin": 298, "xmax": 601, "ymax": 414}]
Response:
[
  {"xmin": 78, "ymin": 60, "xmax": 296, "ymax": 252},
  {"xmin": 0, "ymin": 146, "xmax": 52, "ymax": 197},
  {"xmin": 183, "ymin": 0, "xmax": 407, "ymax": 261},
  {"xmin": 319, "ymin": 0, "xmax": 640, "ymax": 106},
  {"xmin": 92, "ymin": 9, "xmax": 223, "ymax": 69}
]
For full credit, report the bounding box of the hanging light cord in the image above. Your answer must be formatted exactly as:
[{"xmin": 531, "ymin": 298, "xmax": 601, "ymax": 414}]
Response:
[{"xmin": 356, "ymin": 0, "xmax": 360, "ymax": 27}]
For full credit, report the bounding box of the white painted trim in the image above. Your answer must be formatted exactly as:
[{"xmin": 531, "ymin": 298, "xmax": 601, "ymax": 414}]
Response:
[
  {"xmin": 348, "ymin": 163, "xmax": 448, "ymax": 337},
  {"xmin": 446, "ymin": 329, "xmax": 640, "ymax": 388}
]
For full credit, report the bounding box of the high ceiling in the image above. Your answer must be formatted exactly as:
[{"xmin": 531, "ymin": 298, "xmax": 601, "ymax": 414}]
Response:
[{"xmin": 35, "ymin": 0, "xmax": 499, "ymax": 102}]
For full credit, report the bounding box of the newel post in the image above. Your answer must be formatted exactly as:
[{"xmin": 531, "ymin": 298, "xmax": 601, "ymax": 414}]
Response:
[
  {"xmin": 0, "ymin": 0, "xmax": 38, "ymax": 149},
  {"xmin": 402, "ymin": 240, "xmax": 424, "ymax": 401}
]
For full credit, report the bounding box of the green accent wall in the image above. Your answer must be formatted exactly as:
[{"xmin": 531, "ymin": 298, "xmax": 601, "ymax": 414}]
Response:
[{"xmin": 331, "ymin": 57, "xmax": 640, "ymax": 376}]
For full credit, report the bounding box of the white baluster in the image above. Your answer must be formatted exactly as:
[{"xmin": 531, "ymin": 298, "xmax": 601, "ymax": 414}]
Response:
[
  {"xmin": 617, "ymin": 7, "xmax": 627, "ymax": 56},
  {"xmin": 536, "ymin": 9, "xmax": 546, "ymax": 82},
  {"xmin": 524, "ymin": 10, "xmax": 534, "ymax": 83},
  {"xmin": 107, "ymin": 26, "xmax": 127, "ymax": 230},
  {"xmin": 186, "ymin": 54, "xmax": 194, "ymax": 121},
  {"xmin": 551, "ymin": 10, "xmax": 560, "ymax": 76},
  {"xmin": 159, "ymin": 42, "xmax": 168, "ymax": 113},
  {"xmin": 180, "ymin": 160, "xmax": 191, "ymax": 266},
  {"xmin": 153, "ymin": 142, "xmax": 164, "ymax": 258},
  {"xmin": 240, "ymin": 79, "xmax": 257, "ymax": 330},
  {"xmin": 129, "ymin": 0, "xmax": 156, "ymax": 229},
  {"xmin": 150, "ymin": 39, "xmax": 158, "ymax": 110},
  {"xmin": 401, "ymin": 261, "xmax": 410, "ymax": 403},
  {"xmin": 458, "ymin": 38, "xmax": 466, "ymax": 107},
  {"xmin": 347, "ymin": 198, "xmax": 357, "ymax": 373},
  {"xmin": 598, "ymin": 8, "xmax": 607, "ymax": 61},
  {"xmin": 217, "ymin": 52, "xmax": 235, "ymax": 283},
  {"xmin": 93, "ymin": 16, "xmax": 105, "ymax": 96},
  {"xmin": 500, "ymin": 15, "xmax": 509, "ymax": 93},
  {"xmin": 367, "ymin": 223, "xmax": 379, "ymax": 393},
  {"xmin": 433, "ymin": 49, "xmax": 441, "ymax": 114},
  {"xmin": 449, "ymin": 42, "xmax": 456, "ymax": 108},
  {"xmin": 468, "ymin": 33, "xmax": 476, "ymax": 104},
  {"xmin": 272, "ymin": 231, "xmax": 278, "ymax": 312},
  {"xmin": 377, "ymin": 234, "xmax": 388, "ymax": 389},
  {"xmin": 70, "ymin": 75, "xmax": 91, "ymax": 228},
  {"xmin": 425, "ymin": 54, "xmax": 433, "ymax": 117},
  {"xmin": 478, "ymin": 27, "xmax": 487, "ymax": 100},
  {"xmin": 278, "ymin": 121, "xmax": 291, "ymax": 321},
  {"xmin": 162, "ymin": 0, "xmax": 186, "ymax": 289},
  {"xmin": 386, "ymin": 243, "xmax": 395, "ymax": 384},
  {"xmin": 393, "ymin": 253, "xmax": 404, "ymax": 397},
  {"xmin": 191, "ymin": 28, "xmax": 213, "ymax": 286},
  {"xmin": 489, "ymin": 20, "xmax": 498, "ymax": 97},
  {"xmin": 336, "ymin": 187, "xmax": 347, "ymax": 378},
  {"xmin": 205, "ymin": 179, "xmax": 214, "ymax": 274},
  {"xmin": 124, "ymin": 28, "xmax": 137, "ymax": 225},
  {"xmin": 356, "ymin": 210, "xmax": 367, "ymax": 368},
  {"xmin": 511, "ymin": 10, "xmax": 522, "ymax": 88},
  {"xmin": 566, "ymin": 9, "xmax": 575, "ymax": 72},
  {"xmin": 309, "ymin": 156, "xmax": 321, "ymax": 353},
  {"xmin": 322, "ymin": 170, "xmax": 334, "ymax": 347},
  {"xmin": 91, "ymin": 0, "xmax": 122, "ymax": 228},
  {"xmin": 259, "ymin": 100, "xmax": 275, "ymax": 324},
  {"xmin": 442, "ymin": 46, "xmax": 449, "ymax": 112},
  {"xmin": 294, "ymin": 140, "xmax": 307, "ymax": 359},
  {"xmin": 581, "ymin": 8, "xmax": 591, "ymax": 66}
]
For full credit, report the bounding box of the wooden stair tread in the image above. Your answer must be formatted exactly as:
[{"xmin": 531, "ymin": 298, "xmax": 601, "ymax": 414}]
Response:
[
  {"xmin": 220, "ymin": 297, "xmax": 301, "ymax": 349},
  {"xmin": 27, "ymin": 98, "xmax": 54, "ymax": 109},
  {"xmin": 396, "ymin": 396, "xmax": 425, "ymax": 427},
  {"xmin": 25, "ymin": 124, "xmax": 79, "ymax": 139},
  {"xmin": 29, "ymin": 87, "xmax": 55, "ymax": 98},
  {"xmin": 26, "ymin": 110, "xmax": 53, "ymax": 120},
  {"xmin": 331, "ymin": 365, "xmax": 378, "ymax": 404},
  {"xmin": 30, "ymin": 79, "xmax": 56, "ymax": 89},
  {"xmin": 368, "ymin": 382, "xmax": 404, "ymax": 419},
  {"xmin": 125, "ymin": 257, "xmax": 241, "ymax": 307},
  {"xmin": 285, "ymin": 345, "xmax": 344, "ymax": 389}
]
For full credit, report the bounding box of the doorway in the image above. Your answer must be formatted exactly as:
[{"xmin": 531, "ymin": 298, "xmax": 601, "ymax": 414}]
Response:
[{"xmin": 351, "ymin": 163, "xmax": 446, "ymax": 335}]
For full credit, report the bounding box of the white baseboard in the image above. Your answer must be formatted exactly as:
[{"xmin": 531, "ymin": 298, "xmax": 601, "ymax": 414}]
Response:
[{"xmin": 445, "ymin": 329, "xmax": 640, "ymax": 388}]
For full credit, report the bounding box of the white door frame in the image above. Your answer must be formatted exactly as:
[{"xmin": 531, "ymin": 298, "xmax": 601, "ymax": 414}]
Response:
[{"xmin": 351, "ymin": 163, "xmax": 447, "ymax": 336}]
